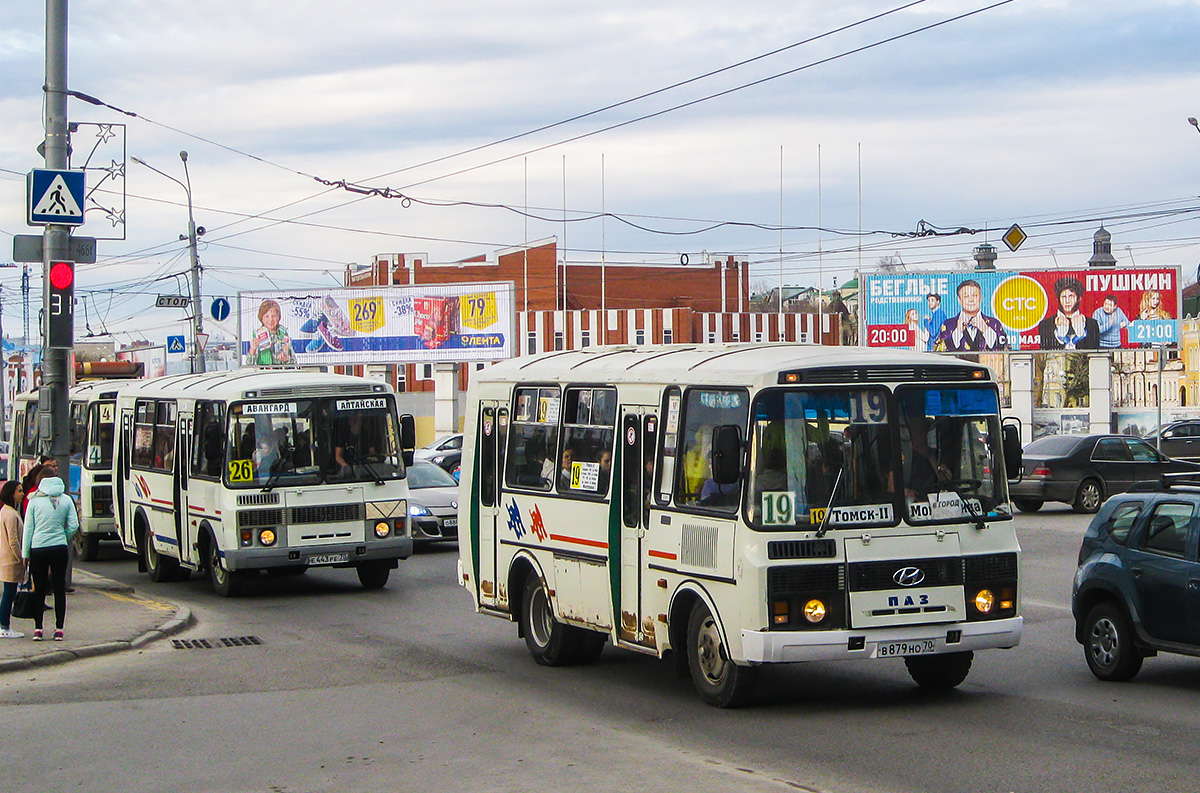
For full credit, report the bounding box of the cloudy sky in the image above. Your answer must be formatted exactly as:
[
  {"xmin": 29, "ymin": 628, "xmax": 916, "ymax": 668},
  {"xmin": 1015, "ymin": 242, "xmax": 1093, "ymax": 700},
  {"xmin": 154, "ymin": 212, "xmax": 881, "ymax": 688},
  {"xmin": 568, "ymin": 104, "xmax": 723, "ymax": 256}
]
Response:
[{"xmin": 1, "ymin": 0, "xmax": 1199, "ymax": 347}]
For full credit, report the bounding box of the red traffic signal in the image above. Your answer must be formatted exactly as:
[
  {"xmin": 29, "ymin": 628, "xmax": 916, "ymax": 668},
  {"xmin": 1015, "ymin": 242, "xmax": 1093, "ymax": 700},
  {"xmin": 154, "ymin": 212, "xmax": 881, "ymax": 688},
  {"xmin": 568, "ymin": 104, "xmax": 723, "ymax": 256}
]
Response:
[{"xmin": 49, "ymin": 260, "xmax": 74, "ymax": 290}]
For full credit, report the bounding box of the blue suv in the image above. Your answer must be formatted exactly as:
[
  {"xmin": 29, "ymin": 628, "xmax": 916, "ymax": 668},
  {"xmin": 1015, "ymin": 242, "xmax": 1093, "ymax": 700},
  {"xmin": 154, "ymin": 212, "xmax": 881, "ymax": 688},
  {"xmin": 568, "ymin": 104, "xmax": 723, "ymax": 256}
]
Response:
[{"xmin": 1072, "ymin": 475, "xmax": 1200, "ymax": 681}]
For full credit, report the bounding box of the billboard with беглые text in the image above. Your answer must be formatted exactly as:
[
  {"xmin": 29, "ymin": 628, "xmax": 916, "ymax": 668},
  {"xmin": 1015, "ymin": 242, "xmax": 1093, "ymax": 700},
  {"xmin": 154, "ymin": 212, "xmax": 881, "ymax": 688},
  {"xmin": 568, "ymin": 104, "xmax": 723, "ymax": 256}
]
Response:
[{"xmin": 860, "ymin": 267, "xmax": 1180, "ymax": 353}]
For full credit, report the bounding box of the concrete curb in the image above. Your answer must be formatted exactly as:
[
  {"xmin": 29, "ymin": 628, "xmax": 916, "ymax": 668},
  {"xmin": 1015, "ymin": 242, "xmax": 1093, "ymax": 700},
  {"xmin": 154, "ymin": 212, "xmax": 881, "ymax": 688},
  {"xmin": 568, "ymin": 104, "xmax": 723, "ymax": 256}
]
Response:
[{"xmin": 0, "ymin": 575, "xmax": 195, "ymax": 674}]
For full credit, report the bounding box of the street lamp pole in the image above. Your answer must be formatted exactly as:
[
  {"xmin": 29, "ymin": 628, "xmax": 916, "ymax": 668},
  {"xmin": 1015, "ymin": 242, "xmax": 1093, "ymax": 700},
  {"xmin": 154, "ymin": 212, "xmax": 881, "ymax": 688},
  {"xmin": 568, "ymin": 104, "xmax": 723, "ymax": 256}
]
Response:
[{"xmin": 131, "ymin": 153, "xmax": 205, "ymax": 372}]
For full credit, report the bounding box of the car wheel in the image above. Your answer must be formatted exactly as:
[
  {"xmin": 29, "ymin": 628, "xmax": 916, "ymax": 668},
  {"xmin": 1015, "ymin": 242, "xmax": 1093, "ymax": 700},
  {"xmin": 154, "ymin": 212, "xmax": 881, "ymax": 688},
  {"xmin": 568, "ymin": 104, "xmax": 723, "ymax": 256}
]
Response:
[
  {"xmin": 1083, "ymin": 602, "xmax": 1143, "ymax": 681},
  {"xmin": 1013, "ymin": 499, "xmax": 1043, "ymax": 513},
  {"xmin": 76, "ymin": 533, "xmax": 102, "ymax": 562},
  {"xmin": 905, "ymin": 651, "xmax": 973, "ymax": 691},
  {"xmin": 1073, "ymin": 479, "xmax": 1103, "ymax": 513},
  {"xmin": 686, "ymin": 601, "xmax": 757, "ymax": 708}
]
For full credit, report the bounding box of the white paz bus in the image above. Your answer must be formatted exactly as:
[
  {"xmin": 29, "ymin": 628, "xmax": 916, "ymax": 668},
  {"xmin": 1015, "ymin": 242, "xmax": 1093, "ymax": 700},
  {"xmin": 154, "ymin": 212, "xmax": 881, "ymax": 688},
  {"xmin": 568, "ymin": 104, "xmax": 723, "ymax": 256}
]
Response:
[
  {"xmin": 10, "ymin": 379, "xmax": 121, "ymax": 560},
  {"xmin": 113, "ymin": 368, "xmax": 417, "ymax": 595},
  {"xmin": 459, "ymin": 344, "xmax": 1024, "ymax": 707}
]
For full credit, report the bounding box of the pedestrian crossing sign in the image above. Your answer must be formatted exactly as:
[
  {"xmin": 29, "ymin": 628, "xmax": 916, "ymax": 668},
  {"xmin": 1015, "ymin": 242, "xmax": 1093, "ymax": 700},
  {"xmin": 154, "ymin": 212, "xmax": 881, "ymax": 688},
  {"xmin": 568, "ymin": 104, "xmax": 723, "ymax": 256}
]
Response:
[
  {"xmin": 167, "ymin": 335, "xmax": 186, "ymax": 354},
  {"xmin": 27, "ymin": 169, "xmax": 86, "ymax": 226}
]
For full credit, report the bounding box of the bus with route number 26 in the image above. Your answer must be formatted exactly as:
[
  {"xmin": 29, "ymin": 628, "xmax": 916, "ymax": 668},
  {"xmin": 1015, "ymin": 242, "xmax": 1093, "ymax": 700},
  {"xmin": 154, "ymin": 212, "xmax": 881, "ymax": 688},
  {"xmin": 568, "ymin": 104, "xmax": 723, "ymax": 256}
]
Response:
[
  {"xmin": 112, "ymin": 368, "xmax": 417, "ymax": 596},
  {"xmin": 458, "ymin": 343, "xmax": 1024, "ymax": 707}
]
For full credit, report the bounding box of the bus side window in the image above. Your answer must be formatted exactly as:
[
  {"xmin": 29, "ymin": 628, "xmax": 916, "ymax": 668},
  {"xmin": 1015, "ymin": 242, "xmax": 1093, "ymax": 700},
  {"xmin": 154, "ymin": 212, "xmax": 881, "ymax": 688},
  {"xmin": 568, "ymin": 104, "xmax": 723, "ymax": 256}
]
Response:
[
  {"xmin": 193, "ymin": 401, "xmax": 226, "ymax": 478},
  {"xmin": 656, "ymin": 388, "xmax": 681, "ymax": 505},
  {"xmin": 132, "ymin": 399, "xmax": 156, "ymax": 469},
  {"xmin": 676, "ymin": 388, "xmax": 748, "ymax": 511},
  {"xmin": 69, "ymin": 401, "xmax": 86, "ymax": 463},
  {"xmin": 558, "ymin": 387, "xmax": 616, "ymax": 496},
  {"xmin": 504, "ymin": 387, "xmax": 558, "ymax": 492}
]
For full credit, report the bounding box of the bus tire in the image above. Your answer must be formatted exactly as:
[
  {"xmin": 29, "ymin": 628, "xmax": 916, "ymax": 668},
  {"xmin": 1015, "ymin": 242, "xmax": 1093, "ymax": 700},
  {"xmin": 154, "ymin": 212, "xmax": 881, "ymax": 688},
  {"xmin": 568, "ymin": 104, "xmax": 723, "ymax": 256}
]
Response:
[
  {"xmin": 573, "ymin": 629, "xmax": 607, "ymax": 665},
  {"xmin": 905, "ymin": 650, "xmax": 973, "ymax": 691},
  {"xmin": 357, "ymin": 561, "xmax": 391, "ymax": 590},
  {"xmin": 686, "ymin": 601, "xmax": 757, "ymax": 708},
  {"xmin": 207, "ymin": 536, "xmax": 246, "ymax": 597},
  {"xmin": 520, "ymin": 572, "xmax": 582, "ymax": 666},
  {"xmin": 143, "ymin": 527, "xmax": 181, "ymax": 584},
  {"xmin": 77, "ymin": 533, "xmax": 102, "ymax": 562}
]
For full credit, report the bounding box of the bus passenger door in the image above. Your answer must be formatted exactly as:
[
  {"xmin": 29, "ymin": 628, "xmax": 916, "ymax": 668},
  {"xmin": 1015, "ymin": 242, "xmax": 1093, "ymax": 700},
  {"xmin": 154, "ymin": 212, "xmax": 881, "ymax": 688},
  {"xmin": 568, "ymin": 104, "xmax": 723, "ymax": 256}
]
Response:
[
  {"xmin": 115, "ymin": 407, "xmax": 133, "ymax": 548},
  {"xmin": 176, "ymin": 412, "xmax": 198, "ymax": 568},
  {"xmin": 474, "ymin": 403, "xmax": 504, "ymax": 609},
  {"xmin": 617, "ymin": 407, "xmax": 658, "ymax": 650}
]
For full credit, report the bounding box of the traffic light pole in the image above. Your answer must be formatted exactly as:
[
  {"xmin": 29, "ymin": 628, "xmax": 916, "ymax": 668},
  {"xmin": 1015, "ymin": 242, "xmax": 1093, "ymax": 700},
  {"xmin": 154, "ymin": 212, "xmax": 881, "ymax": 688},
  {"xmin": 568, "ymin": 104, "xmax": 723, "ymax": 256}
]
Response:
[{"xmin": 42, "ymin": 0, "xmax": 71, "ymax": 475}]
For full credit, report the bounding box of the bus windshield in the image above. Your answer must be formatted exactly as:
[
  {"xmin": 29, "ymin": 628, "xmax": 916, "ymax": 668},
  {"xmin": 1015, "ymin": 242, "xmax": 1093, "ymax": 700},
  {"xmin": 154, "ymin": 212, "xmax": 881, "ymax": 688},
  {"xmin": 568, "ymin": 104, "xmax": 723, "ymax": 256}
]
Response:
[
  {"xmin": 747, "ymin": 385, "xmax": 1009, "ymax": 530},
  {"xmin": 897, "ymin": 386, "xmax": 1009, "ymax": 525},
  {"xmin": 226, "ymin": 396, "xmax": 401, "ymax": 488},
  {"xmin": 748, "ymin": 388, "xmax": 896, "ymax": 529}
]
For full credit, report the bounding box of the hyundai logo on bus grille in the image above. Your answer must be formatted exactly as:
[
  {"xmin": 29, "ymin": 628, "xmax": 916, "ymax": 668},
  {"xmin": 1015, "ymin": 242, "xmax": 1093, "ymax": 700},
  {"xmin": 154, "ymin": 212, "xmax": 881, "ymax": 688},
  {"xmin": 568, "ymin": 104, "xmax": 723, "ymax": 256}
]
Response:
[{"xmin": 893, "ymin": 567, "xmax": 925, "ymax": 587}]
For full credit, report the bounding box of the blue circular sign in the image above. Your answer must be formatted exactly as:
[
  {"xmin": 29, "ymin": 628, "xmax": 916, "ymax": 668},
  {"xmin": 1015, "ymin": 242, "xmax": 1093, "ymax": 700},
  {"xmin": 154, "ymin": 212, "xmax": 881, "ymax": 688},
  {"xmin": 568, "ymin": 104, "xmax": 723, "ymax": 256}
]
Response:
[{"xmin": 211, "ymin": 297, "xmax": 231, "ymax": 322}]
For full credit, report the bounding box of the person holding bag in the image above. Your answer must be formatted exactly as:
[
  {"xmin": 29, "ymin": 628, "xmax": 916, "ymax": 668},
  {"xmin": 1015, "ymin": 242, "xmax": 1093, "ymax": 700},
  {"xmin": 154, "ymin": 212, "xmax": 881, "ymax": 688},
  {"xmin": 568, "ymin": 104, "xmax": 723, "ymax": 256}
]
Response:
[
  {"xmin": 0, "ymin": 480, "xmax": 26, "ymax": 638},
  {"xmin": 21, "ymin": 471, "xmax": 78, "ymax": 642}
]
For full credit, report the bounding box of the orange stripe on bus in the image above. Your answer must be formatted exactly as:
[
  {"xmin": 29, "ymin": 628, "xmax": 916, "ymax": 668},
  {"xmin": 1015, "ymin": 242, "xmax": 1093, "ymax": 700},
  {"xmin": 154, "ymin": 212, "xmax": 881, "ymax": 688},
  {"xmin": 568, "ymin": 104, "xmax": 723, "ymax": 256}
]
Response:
[{"xmin": 548, "ymin": 534, "xmax": 609, "ymax": 549}]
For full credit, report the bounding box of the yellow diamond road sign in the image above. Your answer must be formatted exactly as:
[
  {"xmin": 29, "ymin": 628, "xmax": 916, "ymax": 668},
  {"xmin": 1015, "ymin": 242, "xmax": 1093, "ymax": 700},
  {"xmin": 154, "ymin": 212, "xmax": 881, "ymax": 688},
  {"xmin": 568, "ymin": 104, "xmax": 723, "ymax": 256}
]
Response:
[{"xmin": 1003, "ymin": 223, "xmax": 1027, "ymax": 252}]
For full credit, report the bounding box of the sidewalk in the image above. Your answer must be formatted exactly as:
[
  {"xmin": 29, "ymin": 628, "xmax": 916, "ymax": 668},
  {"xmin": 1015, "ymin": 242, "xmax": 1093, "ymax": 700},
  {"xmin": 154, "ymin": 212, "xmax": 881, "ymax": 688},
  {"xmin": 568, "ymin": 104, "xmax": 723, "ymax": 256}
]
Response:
[{"xmin": 0, "ymin": 569, "xmax": 192, "ymax": 673}]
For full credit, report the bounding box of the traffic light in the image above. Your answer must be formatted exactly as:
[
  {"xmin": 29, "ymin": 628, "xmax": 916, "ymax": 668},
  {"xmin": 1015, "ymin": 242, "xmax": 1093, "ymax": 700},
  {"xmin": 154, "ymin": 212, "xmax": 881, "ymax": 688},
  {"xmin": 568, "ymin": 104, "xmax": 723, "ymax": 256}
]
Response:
[{"xmin": 46, "ymin": 260, "xmax": 74, "ymax": 348}]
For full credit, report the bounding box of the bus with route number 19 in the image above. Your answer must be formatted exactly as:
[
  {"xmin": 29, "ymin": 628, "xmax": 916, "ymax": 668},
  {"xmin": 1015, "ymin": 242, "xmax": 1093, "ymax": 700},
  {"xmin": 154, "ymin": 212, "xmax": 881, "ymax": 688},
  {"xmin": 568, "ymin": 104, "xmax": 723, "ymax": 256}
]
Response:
[
  {"xmin": 112, "ymin": 368, "xmax": 417, "ymax": 596},
  {"xmin": 458, "ymin": 343, "xmax": 1023, "ymax": 707}
]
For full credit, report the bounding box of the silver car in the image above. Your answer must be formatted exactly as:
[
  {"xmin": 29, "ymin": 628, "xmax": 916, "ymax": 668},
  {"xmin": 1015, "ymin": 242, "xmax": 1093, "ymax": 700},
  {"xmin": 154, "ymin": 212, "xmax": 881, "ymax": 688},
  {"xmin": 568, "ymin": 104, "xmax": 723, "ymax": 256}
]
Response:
[{"xmin": 406, "ymin": 462, "xmax": 459, "ymax": 543}]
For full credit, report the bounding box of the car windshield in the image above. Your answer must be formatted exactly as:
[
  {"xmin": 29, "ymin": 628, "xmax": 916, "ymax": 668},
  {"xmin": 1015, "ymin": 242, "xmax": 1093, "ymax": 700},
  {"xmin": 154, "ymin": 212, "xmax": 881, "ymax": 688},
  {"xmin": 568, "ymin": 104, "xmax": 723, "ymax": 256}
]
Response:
[
  {"xmin": 225, "ymin": 396, "xmax": 402, "ymax": 488},
  {"xmin": 407, "ymin": 463, "xmax": 458, "ymax": 488},
  {"xmin": 1025, "ymin": 435, "xmax": 1084, "ymax": 456}
]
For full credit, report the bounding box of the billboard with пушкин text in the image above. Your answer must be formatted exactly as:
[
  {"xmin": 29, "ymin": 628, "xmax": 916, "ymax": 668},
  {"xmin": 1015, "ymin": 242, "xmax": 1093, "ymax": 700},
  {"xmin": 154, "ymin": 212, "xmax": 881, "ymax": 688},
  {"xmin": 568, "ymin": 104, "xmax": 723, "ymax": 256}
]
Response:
[
  {"xmin": 238, "ymin": 282, "xmax": 515, "ymax": 366},
  {"xmin": 860, "ymin": 267, "xmax": 1180, "ymax": 353}
]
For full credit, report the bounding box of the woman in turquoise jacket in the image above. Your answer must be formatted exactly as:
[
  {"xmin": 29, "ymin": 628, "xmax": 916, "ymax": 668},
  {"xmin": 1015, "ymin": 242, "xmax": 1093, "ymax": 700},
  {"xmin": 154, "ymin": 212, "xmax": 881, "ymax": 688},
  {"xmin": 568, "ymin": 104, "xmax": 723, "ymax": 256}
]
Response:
[{"xmin": 21, "ymin": 473, "xmax": 78, "ymax": 641}]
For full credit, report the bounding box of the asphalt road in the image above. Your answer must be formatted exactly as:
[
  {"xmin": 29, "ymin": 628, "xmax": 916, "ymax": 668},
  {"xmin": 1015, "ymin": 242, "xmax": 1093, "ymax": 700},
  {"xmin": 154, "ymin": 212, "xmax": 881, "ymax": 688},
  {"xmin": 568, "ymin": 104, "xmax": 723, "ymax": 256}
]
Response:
[{"xmin": 4, "ymin": 509, "xmax": 1200, "ymax": 793}]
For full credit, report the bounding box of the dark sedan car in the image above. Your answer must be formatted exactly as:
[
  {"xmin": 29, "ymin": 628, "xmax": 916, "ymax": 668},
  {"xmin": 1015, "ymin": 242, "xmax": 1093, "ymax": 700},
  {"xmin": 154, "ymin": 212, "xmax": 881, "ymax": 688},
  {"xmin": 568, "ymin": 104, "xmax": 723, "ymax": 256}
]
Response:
[
  {"xmin": 1010, "ymin": 433, "xmax": 1200, "ymax": 514},
  {"xmin": 1142, "ymin": 420, "xmax": 1200, "ymax": 461}
]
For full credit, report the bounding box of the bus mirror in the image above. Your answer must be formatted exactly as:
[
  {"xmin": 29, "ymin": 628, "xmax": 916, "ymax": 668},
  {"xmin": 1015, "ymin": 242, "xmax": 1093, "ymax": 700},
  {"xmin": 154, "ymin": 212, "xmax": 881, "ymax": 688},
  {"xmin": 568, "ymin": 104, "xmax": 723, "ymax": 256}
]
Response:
[
  {"xmin": 1002, "ymin": 423, "xmax": 1022, "ymax": 481},
  {"xmin": 400, "ymin": 414, "xmax": 416, "ymax": 450},
  {"xmin": 711, "ymin": 425, "xmax": 742, "ymax": 485},
  {"xmin": 400, "ymin": 414, "xmax": 416, "ymax": 467}
]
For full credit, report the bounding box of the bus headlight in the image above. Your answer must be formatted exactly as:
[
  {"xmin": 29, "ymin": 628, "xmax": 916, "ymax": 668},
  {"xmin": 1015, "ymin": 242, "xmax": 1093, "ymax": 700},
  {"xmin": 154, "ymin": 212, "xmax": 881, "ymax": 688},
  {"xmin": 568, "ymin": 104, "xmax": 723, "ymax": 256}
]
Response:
[
  {"xmin": 374, "ymin": 521, "xmax": 391, "ymax": 539},
  {"xmin": 803, "ymin": 599, "xmax": 827, "ymax": 624},
  {"xmin": 974, "ymin": 589, "xmax": 995, "ymax": 614},
  {"xmin": 258, "ymin": 529, "xmax": 276, "ymax": 547}
]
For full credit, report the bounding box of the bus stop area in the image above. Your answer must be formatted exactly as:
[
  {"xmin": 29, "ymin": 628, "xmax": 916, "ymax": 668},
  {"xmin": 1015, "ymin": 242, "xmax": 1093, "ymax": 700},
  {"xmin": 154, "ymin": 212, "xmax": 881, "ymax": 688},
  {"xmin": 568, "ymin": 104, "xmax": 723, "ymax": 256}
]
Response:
[{"xmin": 0, "ymin": 569, "xmax": 191, "ymax": 673}]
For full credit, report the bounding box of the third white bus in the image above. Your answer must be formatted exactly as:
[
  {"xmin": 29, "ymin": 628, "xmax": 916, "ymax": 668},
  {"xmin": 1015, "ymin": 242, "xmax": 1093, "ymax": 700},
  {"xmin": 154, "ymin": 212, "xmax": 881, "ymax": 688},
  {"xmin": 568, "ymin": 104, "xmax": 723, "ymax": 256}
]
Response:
[{"xmin": 459, "ymin": 343, "xmax": 1023, "ymax": 706}]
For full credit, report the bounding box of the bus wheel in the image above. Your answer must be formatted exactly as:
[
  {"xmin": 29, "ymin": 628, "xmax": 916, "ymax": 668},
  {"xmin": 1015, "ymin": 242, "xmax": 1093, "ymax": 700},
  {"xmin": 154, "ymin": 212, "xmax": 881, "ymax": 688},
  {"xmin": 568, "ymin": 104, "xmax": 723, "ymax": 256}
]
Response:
[
  {"xmin": 207, "ymin": 539, "xmax": 245, "ymax": 597},
  {"xmin": 76, "ymin": 533, "xmax": 101, "ymax": 562},
  {"xmin": 520, "ymin": 572, "xmax": 583, "ymax": 666},
  {"xmin": 686, "ymin": 601, "xmax": 757, "ymax": 708},
  {"xmin": 357, "ymin": 561, "xmax": 391, "ymax": 590},
  {"xmin": 905, "ymin": 651, "xmax": 974, "ymax": 691},
  {"xmin": 143, "ymin": 530, "xmax": 181, "ymax": 584}
]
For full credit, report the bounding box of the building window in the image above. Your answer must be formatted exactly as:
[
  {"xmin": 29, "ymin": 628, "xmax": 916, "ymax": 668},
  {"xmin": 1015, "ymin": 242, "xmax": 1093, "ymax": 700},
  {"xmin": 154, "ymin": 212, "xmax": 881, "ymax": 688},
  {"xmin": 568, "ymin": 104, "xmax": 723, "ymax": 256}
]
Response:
[
  {"xmin": 635, "ymin": 328, "xmax": 646, "ymax": 345},
  {"xmin": 754, "ymin": 331, "xmax": 763, "ymax": 343},
  {"xmin": 554, "ymin": 331, "xmax": 564, "ymax": 351},
  {"xmin": 707, "ymin": 332, "xmax": 717, "ymax": 344},
  {"xmin": 527, "ymin": 331, "xmax": 538, "ymax": 356},
  {"xmin": 581, "ymin": 330, "xmax": 591, "ymax": 348},
  {"xmin": 422, "ymin": 364, "xmax": 433, "ymax": 380},
  {"xmin": 396, "ymin": 365, "xmax": 407, "ymax": 393},
  {"xmin": 663, "ymin": 328, "xmax": 673, "ymax": 344}
]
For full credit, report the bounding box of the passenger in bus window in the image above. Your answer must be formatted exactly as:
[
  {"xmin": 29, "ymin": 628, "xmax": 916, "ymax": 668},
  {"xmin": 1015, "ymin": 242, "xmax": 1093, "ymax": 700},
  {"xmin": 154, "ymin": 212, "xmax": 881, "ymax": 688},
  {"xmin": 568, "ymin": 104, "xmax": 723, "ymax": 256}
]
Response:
[
  {"xmin": 203, "ymin": 422, "xmax": 224, "ymax": 476},
  {"xmin": 598, "ymin": 450, "xmax": 612, "ymax": 482},
  {"xmin": 682, "ymin": 426, "xmax": 712, "ymax": 502},
  {"xmin": 255, "ymin": 435, "xmax": 280, "ymax": 481},
  {"xmin": 904, "ymin": 422, "xmax": 952, "ymax": 501},
  {"xmin": 335, "ymin": 414, "xmax": 375, "ymax": 470},
  {"xmin": 557, "ymin": 447, "xmax": 575, "ymax": 488},
  {"xmin": 699, "ymin": 475, "xmax": 738, "ymax": 507}
]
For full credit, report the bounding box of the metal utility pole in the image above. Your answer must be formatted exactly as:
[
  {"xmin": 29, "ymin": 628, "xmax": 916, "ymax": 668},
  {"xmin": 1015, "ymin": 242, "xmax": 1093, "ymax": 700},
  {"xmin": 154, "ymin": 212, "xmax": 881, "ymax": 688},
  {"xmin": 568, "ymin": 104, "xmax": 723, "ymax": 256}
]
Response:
[
  {"xmin": 181, "ymin": 151, "xmax": 205, "ymax": 373},
  {"xmin": 42, "ymin": 0, "xmax": 71, "ymax": 472}
]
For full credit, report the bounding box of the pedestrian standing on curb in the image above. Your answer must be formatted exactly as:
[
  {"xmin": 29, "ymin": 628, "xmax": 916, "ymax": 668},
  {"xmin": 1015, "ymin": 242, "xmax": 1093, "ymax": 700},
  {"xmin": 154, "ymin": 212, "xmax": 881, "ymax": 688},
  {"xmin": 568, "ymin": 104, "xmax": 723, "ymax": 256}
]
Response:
[
  {"xmin": 21, "ymin": 473, "xmax": 78, "ymax": 642},
  {"xmin": 0, "ymin": 480, "xmax": 26, "ymax": 639}
]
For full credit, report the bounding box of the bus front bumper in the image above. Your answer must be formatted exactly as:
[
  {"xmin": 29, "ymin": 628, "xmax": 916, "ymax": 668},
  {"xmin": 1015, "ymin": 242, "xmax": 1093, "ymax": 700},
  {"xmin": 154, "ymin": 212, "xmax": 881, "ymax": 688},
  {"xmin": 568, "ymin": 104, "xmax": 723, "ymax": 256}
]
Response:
[
  {"xmin": 741, "ymin": 616, "xmax": 1022, "ymax": 663},
  {"xmin": 221, "ymin": 537, "xmax": 413, "ymax": 572}
]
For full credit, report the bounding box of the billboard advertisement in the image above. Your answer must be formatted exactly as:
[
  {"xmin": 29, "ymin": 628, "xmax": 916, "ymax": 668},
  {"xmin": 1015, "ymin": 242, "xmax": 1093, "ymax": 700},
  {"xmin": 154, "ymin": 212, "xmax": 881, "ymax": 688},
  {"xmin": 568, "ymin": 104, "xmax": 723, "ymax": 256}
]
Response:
[
  {"xmin": 861, "ymin": 267, "xmax": 1180, "ymax": 353},
  {"xmin": 238, "ymin": 282, "xmax": 515, "ymax": 366}
]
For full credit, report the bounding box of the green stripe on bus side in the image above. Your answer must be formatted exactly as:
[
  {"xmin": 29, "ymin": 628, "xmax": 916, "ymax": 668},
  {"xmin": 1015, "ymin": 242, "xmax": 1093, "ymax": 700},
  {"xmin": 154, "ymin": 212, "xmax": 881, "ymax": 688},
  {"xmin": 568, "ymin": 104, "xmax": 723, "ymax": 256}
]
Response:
[
  {"xmin": 469, "ymin": 425, "xmax": 482, "ymax": 596},
  {"xmin": 608, "ymin": 445, "xmax": 622, "ymax": 630}
]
